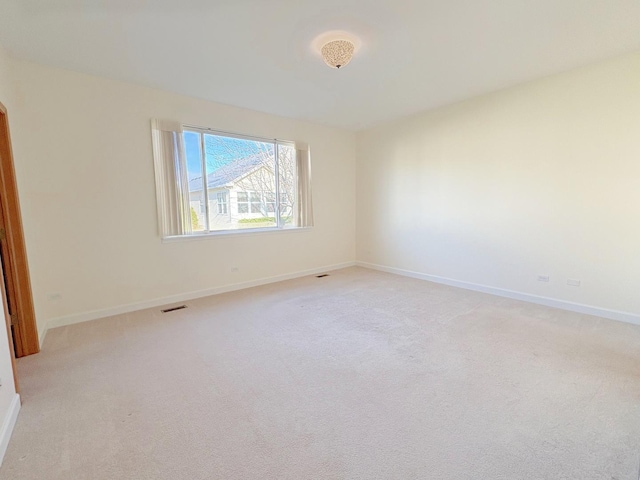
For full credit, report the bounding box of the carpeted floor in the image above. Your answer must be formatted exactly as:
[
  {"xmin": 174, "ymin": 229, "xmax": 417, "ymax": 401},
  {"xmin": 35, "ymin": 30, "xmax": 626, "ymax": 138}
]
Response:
[{"xmin": 2, "ymin": 267, "xmax": 640, "ymax": 479}]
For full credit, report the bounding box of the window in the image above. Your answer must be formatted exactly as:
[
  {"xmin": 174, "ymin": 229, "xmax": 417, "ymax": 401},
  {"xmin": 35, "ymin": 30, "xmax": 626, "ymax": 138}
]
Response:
[
  {"xmin": 265, "ymin": 193, "xmax": 276, "ymax": 213},
  {"xmin": 216, "ymin": 192, "xmax": 228, "ymax": 214},
  {"xmin": 151, "ymin": 120, "xmax": 313, "ymax": 237},
  {"xmin": 237, "ymin": 192, "xmax": 249, "ymax": 214},
  {"xmin": 249, "ymin": 192, "xmax": 262, "ymax": 214}
]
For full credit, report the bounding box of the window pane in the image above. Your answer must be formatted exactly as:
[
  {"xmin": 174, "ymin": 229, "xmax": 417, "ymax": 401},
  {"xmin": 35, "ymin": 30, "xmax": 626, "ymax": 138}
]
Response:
[
  {"xmin": 204, "ymin": 134, "xmax": 277, "ymax": 230},
  {"xmin": 278, "ymin": 143, "xmax": 297, "ymax": 226},
  {"xmin": 265, "ymin": 192, "xmax": 276, "ymax": 213},
  {"xmin": 216, "ymin": 192, "xmax": 228, "ymax": 214},
  {"xmin": 237, "ymin": 191, "xmax": 248, "ymax": 214},
  {"xmin": 249, "ymin": 192, "xmax": 261, "ymax": 213},
  {"xmin": 184, "ymin": 131, "xmax": 206, "ymax": 232}
]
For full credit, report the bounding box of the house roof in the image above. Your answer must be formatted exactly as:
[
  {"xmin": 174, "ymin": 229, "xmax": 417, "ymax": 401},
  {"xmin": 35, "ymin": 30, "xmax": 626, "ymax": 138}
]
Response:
[{"xmin": 189, "ymin": 154, "xmax": 267, "ymax": 192}]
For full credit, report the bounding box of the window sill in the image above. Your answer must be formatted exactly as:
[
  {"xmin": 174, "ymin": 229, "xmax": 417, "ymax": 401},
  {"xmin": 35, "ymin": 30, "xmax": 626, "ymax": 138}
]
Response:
[{"xmin": 161, "ymin": 226, "xmax": 312, "ymax": 243}]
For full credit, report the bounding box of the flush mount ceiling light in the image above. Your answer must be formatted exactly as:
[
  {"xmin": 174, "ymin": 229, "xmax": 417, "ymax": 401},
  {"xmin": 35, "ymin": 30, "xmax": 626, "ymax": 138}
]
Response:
[{"xmin": 321, "ymin": 39, "xmax": 355, "ymax": 69}]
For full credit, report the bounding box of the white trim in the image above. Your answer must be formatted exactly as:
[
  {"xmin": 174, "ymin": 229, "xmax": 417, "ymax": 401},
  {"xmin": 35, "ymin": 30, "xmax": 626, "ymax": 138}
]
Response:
[
  {"xmin": 357, "ymin": 261, "xmax": 640, "ymax": 326},
  {"xmin": 161, "ymin": 226, "xmax": 311, "ymax": 243},
  {"xmin": 0, "ymin": 394, "xmax": 20, "ymax": 466},
  {"xmin": 44, "ymin": 261, "xmax": 356, "ymax": 330},
  {"xmin": 38, "ymin": 324, "xmax": 48, "ymax": 349}
]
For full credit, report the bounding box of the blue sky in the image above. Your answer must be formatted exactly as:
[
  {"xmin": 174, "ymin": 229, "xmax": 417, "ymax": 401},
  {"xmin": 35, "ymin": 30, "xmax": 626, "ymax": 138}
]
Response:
[
  {"xmin": 184, "ymin": 131, "xmax": 203, "ymax": 179},
  {"xmin": 184, "ymin": 131, "xmax": 273, "ymax": 180}
]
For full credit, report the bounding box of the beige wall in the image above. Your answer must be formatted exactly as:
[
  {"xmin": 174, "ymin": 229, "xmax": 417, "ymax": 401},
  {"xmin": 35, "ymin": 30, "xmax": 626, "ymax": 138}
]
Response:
[
  {"xmin": 0, "ymin": 45, "xmax": 18, "ymax": 459},
  {"xmin": 8, "ymin": 60, "xmax": 356, "ymax": 336},
  {"xmin": 357, "ymin": 52, "xmax": 640, "ymax": 317}
]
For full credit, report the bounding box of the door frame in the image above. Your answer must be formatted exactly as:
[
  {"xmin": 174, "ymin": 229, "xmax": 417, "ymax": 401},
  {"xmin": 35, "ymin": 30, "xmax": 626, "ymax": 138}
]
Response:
[{"xmin": 0, "ymin": 101, "xmax": 39, "ymax": 358}]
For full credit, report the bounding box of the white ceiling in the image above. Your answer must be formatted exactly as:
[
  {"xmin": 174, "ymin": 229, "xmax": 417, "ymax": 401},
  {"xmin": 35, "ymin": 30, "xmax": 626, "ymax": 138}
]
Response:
[{"xmin": 2, "ymin": 0, "xmax": 640, "ymax": 130}]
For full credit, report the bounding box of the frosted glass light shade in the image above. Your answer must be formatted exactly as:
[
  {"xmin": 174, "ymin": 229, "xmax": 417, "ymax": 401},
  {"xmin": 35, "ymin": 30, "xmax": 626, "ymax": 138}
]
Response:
[{"xmin": 321, "ymin": 40, "xmax": 355, "ymax": 69}]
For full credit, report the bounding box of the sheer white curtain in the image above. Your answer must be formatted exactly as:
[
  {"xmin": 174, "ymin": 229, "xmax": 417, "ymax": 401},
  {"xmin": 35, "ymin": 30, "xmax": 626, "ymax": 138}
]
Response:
[
  {"xmin": 151, "ymin": 119, "xmax": 191, "ymax": 237},
  {"xmin": 296, "ymin": 144, "xmax": 314, "ymax": 227}
]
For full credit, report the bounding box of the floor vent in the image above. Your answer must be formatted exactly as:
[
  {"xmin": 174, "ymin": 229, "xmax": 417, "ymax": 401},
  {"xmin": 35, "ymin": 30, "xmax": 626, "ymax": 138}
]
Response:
[
  {"xmin": 161, "ymin": 305, "xmax": 187, "ymax": 313},
  {"xmin": 316, "ymin": 274, "xmax": 330, "ymax": 278}
]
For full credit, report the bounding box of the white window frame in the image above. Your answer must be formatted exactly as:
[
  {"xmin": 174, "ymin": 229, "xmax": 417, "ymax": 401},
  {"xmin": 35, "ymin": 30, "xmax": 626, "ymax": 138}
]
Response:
[{"xmin": 152, "ymin": 119, "xmax": 312, "ymax": 241}]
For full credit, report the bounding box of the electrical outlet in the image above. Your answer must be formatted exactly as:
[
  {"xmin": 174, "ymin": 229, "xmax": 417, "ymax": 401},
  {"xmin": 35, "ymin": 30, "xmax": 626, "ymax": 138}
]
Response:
[
  {"xmin": 537, "ymin": 275, "xmax": 550, "ymax": 283},
  {"xmin": 230, "ymin": 267, "xmax": 239, "ymax": 272},
  {"xmin": 567, "ymin": 279, "xmax": 581, "ymax": 287},
  {"xmin": 47, "ymin": 293, "xmax": 61, "ymax": 301}
]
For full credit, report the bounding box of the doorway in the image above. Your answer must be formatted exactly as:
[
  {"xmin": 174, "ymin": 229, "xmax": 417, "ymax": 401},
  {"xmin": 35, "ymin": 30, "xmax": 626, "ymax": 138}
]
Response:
[{"xmin": 0, "ymin": 101, "xmax": 39, "ymax": 359}]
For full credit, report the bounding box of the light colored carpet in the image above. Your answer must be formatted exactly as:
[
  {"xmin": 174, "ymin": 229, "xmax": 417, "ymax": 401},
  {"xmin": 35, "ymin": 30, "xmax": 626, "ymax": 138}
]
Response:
[{"xmin": 2, "ymin": 267, "xmax": 640, "ymax": 479}]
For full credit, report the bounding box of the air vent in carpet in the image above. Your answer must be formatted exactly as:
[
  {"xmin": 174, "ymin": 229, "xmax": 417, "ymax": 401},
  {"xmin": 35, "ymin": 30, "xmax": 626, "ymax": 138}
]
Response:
[{"xmin": 161, "ymin": 305, "xmax": 187, "ymax": 313}]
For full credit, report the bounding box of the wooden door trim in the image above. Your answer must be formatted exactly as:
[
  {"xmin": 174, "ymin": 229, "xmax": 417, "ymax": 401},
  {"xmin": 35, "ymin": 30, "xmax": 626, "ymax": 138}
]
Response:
[{"xmin": 0, "ymin": 101, "xmax": 39, "ymax": 358}]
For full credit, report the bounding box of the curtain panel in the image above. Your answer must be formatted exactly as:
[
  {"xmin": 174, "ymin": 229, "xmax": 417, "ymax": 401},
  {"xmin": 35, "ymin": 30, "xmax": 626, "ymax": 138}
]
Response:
[
  {"xmin": 295, "ymin": 145, "xmax": 314, "ymax": 227},
  {"xmin": 151, "ymin": 119, "xmax": 191, "ymax": 237}
]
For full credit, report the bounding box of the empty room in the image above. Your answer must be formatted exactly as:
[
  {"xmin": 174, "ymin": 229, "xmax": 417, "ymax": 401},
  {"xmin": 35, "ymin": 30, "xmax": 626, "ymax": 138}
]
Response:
[{"xmin": 0, "ymin": 1, "xmax": 639, "ymax": 479}]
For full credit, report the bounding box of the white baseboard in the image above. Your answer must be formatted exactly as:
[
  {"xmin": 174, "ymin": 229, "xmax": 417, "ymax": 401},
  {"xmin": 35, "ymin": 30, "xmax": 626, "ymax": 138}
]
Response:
[
  {"xmin": 357, "ymin": 261, "xmax": 640, "ymax": 326},
  {"xmin": 38, "ymin": 325, "xmax": 48, "ymax": 349},
  {"xmin": 44, "ymin": 261, "xmax": 357, "ymax": 331},
  {"xmin": 0, "ymin": 394, "xmax": 20, "ymax": 466}
]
